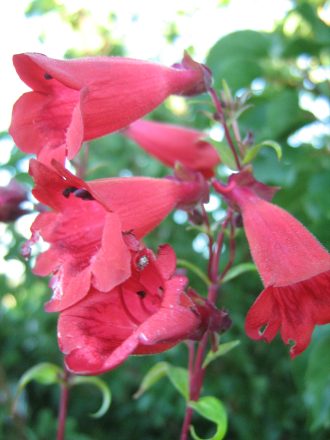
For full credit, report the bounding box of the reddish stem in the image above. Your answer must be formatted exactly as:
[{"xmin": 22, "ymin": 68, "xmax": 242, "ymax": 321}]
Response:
[
  {"xmin": 200, "ymin": 204, "xmax": 214, "ymax": 277},
  {"xmin": 208, "ymin": 87, "xmax": 242, "ymax": 170},
  {"xmin": 180, "ymin": 342, "xmax": 196, "ymax": 440},
  {"xmin": 210, "ymin": 214, "xmax": 232, "ymax": 284},
  {"xmin": 56, "ymin": 368, "xmax": 70, "ymax": 440},
  {"xmin": 219, "ymin": 217, "xmax": 236, "ymax": 282},
  {"xmin": 179, "ymin": 284, "xmax": 218, "ymax": 440},
  {"xmin": 180, "ymin": 207, "xmax": 234, "ymax": 439}
]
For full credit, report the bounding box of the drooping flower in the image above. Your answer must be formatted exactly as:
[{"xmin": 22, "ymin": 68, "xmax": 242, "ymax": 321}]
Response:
[
  {"xmin": 9, "ymin": 52, "xmax": 210, "ymax": 164},
  {"xmin": 58, "ymin": 244, "xmax": 222, "ymax": 375},
  {"xmin": 0, "ymin": 179, "xmax": 29, "ymax": 222},
  {"xmin": 28, "ymin": 159, "xmax": 207, "ymax": 312},
  {"xmin": 214, "ymin": 170, "xmax": 330, "ymax": 358},
  {"xmin": 124, "ymin": 119, "xmax": 220, "ymax": 177}
]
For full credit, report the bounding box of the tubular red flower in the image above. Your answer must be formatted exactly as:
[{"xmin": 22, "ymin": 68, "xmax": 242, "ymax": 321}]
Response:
[
  {"xmin": 58, "ymin": 245, "xmax": 218, "ymax": 375},
  {"xmin": 214, "ymin": 171, "xmax": 330, "ymax": 357},
  {"xmin": 124, "ymin": 119, "xmax": 220, "ymax": 177},
  {"xmin": 9, "ymin": 53, "xmax": 209, "ymax": 164},
  {"xmin": 28, "ymin": 159, "xmax": 206, "ymax": 312}
]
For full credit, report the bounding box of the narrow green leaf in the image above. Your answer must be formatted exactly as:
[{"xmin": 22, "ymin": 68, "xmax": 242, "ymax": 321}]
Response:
[
  {"xmin": 221, "ymin": 79, "xmax": 233, "ymax": 103},
  {"xmin": 166, "ymin": 364, "xmax": 189, "ymax": 400},
  {"xmin": 177, "ymin": 259, "xmax": 211, "ymax": 287},
  {"xmin": 189, "ymin": 396, "xmax": 228, "ymax": 440},
  {"xmin": 71, "ymin": 376, "xmax": 111, "ymax": 418},
  {"xmin": 133, "ymin": 362, "xmax": 169, "ymax": 399},
  {"xmin": 210, "ymin": 140, "xmax": 238, "ymax": 170},
  {"xmin": 134, "ymin": 362, "xmax": 189, "ymax": 400},
  {"xmin": 221, "ymin": 262, "xmax": 257, "ymax": 283},
  {"xmin": 202, "ymin": 340, "xmax": 241, "ymax": 369},
  {"xmin": 242, "ymin": 140, "xmax": 282, "ymax": 164},
  {"xmin": 13, "ymin": 363, "xmax": 62, "ymax": 412},
  {"xmin": 17, "ymin": 363, "xmax": 62, "ymax": 390}
]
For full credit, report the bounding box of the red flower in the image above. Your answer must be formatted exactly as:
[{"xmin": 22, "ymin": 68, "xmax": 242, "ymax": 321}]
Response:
[
  {"xmin": 0, "ymin": 179, "xmax": 28, "ymax": 222},
  {"xmin": 214, "ymin": 171, "xmax": 330, "ymax": 357},
  {"xmin": 28, "ymin": 159, "xmax": 206, "ymax": 312},
  {"xmin": 9, "ymin": 53, "xmax": 209, "ymax": 164},
  {"xmin": 58, "ymin": 244, "xmax": 219, "ymax": 375},
  {"xmin": 124, "ymin": 119, "xmax": 220, "ymax": 177}
]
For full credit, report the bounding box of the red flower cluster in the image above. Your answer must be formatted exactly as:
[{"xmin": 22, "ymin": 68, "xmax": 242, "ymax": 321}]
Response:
[
  {"xmin": 11, "ymin": 52, "xmax": 222, "ymax": 374},
  {"xmin": 214, "ymin": 171, "xmax": 330, "ymax": 357},
  {"xmin": 29, "ymin": 159, "xmax": 207, "ymax": 312},
  {"xmin": 11, "ymin": 48, "xmax": 330, "ymax": 374}
]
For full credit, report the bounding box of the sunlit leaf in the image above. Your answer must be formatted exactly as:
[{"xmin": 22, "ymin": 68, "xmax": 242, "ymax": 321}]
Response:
[
  {"xmin": 71, "ymin": 376, "xmax": 112, "ymax": 418},
  {"xmin": 207, "ymin": 30, "xmax": 271, "ymax": 90},
  {"xmin": 189, "ymin": 396, "xmax": 228, "ymax": 440}
]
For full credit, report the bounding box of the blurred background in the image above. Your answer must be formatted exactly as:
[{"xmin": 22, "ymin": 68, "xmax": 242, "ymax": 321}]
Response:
[{"xmin": 0, "ymin": 0, "xmax": 330, "ymax": 439}]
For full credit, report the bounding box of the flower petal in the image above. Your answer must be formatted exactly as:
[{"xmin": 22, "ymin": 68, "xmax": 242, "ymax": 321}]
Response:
[
  {"xmin": 245, "ymin": 270, "xmax": 330, "ymax": 357},
  {"xmin": 91, "ymin": 213, "xmax": 131, "ymax": 292}
]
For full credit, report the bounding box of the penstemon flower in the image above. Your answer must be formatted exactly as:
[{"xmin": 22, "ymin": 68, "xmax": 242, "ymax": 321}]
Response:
[
  {"xmin": 214, "ymin": 170, "xmax": 330, "ymax": 357},
  {"xmin": 28, "ymin": 159, "xmax": 208, "ymax": 312},
  {"xmin": 124, "ymin": 119, "xmax": 220, "ymax": 177},
  {"xmin": 9, "ymin": 52, "xmax": 210, "ymax": 164},
  {"xmin": 58, "ymin": 244, "xmax": 222, "ymax": 375}
]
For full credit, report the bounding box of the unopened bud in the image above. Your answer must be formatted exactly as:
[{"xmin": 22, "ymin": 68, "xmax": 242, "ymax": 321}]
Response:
[{"xmin": 0, "ymin": 180, "xmax": 29, "ymax": 223}]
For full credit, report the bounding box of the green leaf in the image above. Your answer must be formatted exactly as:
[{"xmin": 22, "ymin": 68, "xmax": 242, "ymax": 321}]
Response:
[
  {"xmin": 133, "ymin": 362, "xmax": 169, "ymax": 399},
  {"xmin": 177, "ymin": 259, "xmax": 211, "ymax": 288},
  {"xmin": 207, "ymin": 30, "xmax": 271, "ymax": 90},
  {"xmin": 202, "ymin": 340, "xmax": 240, "ymax": 369},
  {"xmin": 243, "ymin": 140, "xmax": 282, "ymax": 164},
  {"xmin": 13, "ymin": 363, "xmax": 62, "ymax": 412},
  {"xmin": 296, "ymin": 2, "xmax": 330, "ymax": 45},
  {"xmin": 134, "ymin": 362, "xmax": 189, "ymax": 400},
  {"xmin": 71, "ymin": 376, "xmax": 112, "ymax": 418},
  {"xmin": 189, "ymin": 396, "xmax": 228, "ymax": 440},
  {"xmin": 25, "ymin": 0, "xmax": 64, "ymax": 16},
  {"xmin": 17, "ymin": 362, "xmax": 62, "ymax": 389},
  {"xmin": 303, "ymin": 330, "xmax": 330, "ymax": 430},
  {"xmin": 221, "ymin": 262, "xmax": 257, "ymax": 283},
  {"xmin": 209, "ymin": 140, "xmax": 238, "ymax": 170}
]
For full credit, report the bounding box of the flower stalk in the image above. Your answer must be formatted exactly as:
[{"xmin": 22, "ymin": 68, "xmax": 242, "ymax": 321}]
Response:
[{"xmin": 57, "ymin": 367, "xmax": 71, "ymax": 440}]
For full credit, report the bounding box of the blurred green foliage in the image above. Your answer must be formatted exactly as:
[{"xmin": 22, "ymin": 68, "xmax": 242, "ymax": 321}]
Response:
[{"xmin": 1, "ymin": 0, "xmax": 330, "ymax": 439}]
